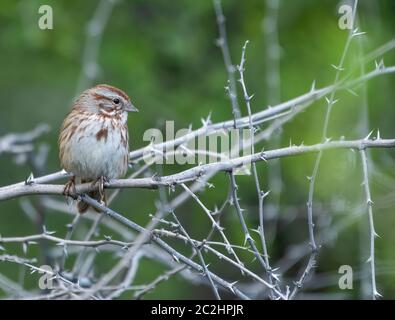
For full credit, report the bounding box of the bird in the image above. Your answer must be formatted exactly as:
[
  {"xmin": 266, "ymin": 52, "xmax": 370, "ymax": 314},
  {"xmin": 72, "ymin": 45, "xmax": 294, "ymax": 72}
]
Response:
[{"xmin": 58, "ymin": 84, "xmax": 138, "ymax": 213}]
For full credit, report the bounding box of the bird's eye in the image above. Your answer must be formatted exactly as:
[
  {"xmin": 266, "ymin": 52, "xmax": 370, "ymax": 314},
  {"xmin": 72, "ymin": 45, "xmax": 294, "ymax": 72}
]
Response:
[{"xmin": 113, "ymin": 98, "xmax": 120, "ymax": 104}]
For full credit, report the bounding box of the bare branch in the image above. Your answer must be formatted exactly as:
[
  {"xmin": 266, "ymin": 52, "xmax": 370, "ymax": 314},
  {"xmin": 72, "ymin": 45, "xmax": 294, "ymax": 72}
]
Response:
[
  {"xmin": 213, "ymin": 0, "xmax": 241, "ymax": 124},
  {"xmin": 0, "ymin": 124, "xmax": 50, "ymax": 156},
  {"xmin": 1, "ymin": 138, "xmax": 395, "ymax": 201},
  {"xmin": 360, "ymin": 149, "xmax": 380, "ymax": 299}
]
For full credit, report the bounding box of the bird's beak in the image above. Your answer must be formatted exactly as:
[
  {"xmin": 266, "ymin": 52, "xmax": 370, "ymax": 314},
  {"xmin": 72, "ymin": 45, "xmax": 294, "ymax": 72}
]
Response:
[{"xmin": 125, "ymin": 102, "xmax": 139, "ymax": 113}]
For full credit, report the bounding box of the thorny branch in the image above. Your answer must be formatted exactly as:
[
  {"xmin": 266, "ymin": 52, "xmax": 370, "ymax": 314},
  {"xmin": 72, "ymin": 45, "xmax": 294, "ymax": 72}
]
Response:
[
  {"xmin": 360, "ymin": 149, "xmax": 380, "ymax": 299},
  {"xmin": 213, "ymin": 0, "xmax": 241, "ymax": 126},
  {"xmin": 1, "ymin": 138, "xmax": 395, "ymax": 201},
  {"xmin": 299, "ymin": 0, "xmax": 359, "ymax": 296}
]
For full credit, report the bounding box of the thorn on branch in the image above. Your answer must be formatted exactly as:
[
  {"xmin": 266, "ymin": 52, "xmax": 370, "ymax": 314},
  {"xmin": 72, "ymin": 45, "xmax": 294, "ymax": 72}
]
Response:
[{"xmin": 25, "ymin": 173, "xmax": 35, "ymax": 185}]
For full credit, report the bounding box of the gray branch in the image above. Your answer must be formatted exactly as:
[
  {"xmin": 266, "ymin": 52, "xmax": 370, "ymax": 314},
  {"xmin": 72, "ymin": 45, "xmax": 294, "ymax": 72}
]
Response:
[{"xmin": 1, "ymin": 138, "xmax": 395, "ymax": 201}]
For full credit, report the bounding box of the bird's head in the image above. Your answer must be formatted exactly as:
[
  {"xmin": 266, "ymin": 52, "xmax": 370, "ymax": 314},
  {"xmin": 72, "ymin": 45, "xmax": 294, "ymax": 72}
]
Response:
[{"xmin": 75, "ymin": 84, "xmax": 138, "ymax": 118}]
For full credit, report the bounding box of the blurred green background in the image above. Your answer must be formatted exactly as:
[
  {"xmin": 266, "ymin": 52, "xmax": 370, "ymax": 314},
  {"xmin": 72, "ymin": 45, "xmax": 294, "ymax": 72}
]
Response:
[{"xmin": 0, "ymin": 0, "xmax": 395, "ymax": 299}]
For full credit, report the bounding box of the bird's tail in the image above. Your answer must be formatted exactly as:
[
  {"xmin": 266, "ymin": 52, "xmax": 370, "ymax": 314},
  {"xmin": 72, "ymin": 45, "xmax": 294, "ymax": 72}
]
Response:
[{"xmin": 77, "ymin": 180, "xmax": 105, "ymax": 214}]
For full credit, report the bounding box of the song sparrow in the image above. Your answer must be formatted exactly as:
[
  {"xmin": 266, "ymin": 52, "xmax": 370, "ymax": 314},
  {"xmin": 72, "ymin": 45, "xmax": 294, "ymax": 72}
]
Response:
[{"xmin": 59, "ymin": 84, "xmax": 138, "ymax": 213}]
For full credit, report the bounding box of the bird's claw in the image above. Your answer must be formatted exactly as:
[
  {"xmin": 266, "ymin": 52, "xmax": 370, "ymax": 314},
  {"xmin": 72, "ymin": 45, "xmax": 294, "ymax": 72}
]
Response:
[
  {"xmin": 93, "ymin": 176, "xmax": 107, "ymax": 205},
  {"xmin": 63, "ymin": 176, "xmax": 76, "ymax": 197}
]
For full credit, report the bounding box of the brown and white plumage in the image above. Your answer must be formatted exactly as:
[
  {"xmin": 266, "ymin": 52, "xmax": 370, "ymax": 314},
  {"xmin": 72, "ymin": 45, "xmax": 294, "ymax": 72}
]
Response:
[{"xmin": 59, "ymin": 84, "xmax": 138, "ymax": 213}]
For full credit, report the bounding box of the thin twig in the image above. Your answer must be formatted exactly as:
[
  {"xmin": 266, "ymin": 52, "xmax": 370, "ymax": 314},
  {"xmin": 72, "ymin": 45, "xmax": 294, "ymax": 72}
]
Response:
[
  {"xmin": 213, "ymin": 0, "xmax": 241, "ymax": 125},
  {"xmin": 181, "ymin": 183, "xmax": 244, "ymax": 269},
  {"xmin": 170, "ymin": 210, "xmax": 221, "ymax": 300},
  {"xmin": 298, "ymin": 0, "xmax": 359, "ymax": 296},
  {"xmin": 360, "ymin": 149, "xmax": 380, "ymax": 299},
  {"xmin": 237, "ymin": 40, "xmax": 277, "ymax": 294},
  {"xmin": 78, "ymin": 195, "xmax": 251, "ymax": 300}
]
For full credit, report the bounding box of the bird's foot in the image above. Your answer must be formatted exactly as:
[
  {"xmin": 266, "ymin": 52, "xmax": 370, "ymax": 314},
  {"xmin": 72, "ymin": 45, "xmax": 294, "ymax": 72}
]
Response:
[
  {"xmin": 63, "ymin": 176, "xmax": 76, "ymax": 198},
  {"xmin": 92, "ymin": 176, "xmax": 108, "ymax": 205}
]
